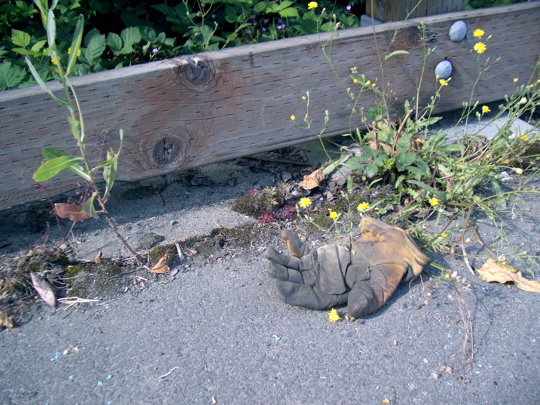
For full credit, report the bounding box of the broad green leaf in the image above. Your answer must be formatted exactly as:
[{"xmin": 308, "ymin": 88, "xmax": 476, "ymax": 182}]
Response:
[
  {"xmin": 107, "ymin": 32, "xmax": 122, "ymax": 53},
  {"xmin": 11, "ymin": 29, "xmax": 31, "ymax": 47},
  {"xmin": 31, "ymin": 40, "xmax": 47, "ymax": 53},
  {"xmin": 0, "ymin": 61, "xmax": 26, "ymax": 90},
  {"xmin": 33, "ymin": 155, "xmax": 83, "ymax": 182},
  {"xmin": 84, "ymin": 33, "xmax": 106, "ymax": 65},
  {"xmin": 121, "ymin": 26, "xmax": 141, "ymax": 47},
  {"xmin": 82, "ymin": 192, "xmax": 99, "ymax": 219},
  {"xmin": 396, "ymin": 152, "xmax": 416, "ymax": 172},
  {"xmin": 279, "ymin": 7, "xmax": 299, "ymax": 18},
  {"xmin": 66, "ymin": 14, "xmax": 84, "ymax": 76},
  {"xmin": 11, "ymin": 48, "xmax": 31, "ymax": 56},
  {"xmin": 253, "ymin": 1, "xmax": 268, "ymax": 13}
]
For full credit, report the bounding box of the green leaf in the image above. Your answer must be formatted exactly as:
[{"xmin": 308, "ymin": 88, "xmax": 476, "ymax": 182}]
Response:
[
  {"xmin": 121, "ymin": 26, "xmax": 141, "ymax": 48},
  {"xmin": 31, "ymin": 40, "xmax": 47, "ymax": 54},
  {"xmin": 382, "ymin": 50, "xmax": 409, "ymax": 66},
  {"xmin": 25, "ymin": 57, "xmax": 69, "ymax": 107},
  {"xmin": 84, "ymin": 33, "xmax": 106, "ymax": 66},
  {"xmin": 66, "ymin": 14, "xmax": 84, "ymax": 76},
  {"xmin": 83, "ymin": 192, "xmax": 99, "ymax": 219},
  {"xmin": 11, "ymin": 29, "xmax": 31, "ymax": 47},
  {"xmin": 0, "ymin": 61, "xmax": 26, "ymax": 90},
  {"xmin": 106, "ymin": 32, "xmax": 123, "ymax": 53},
  {"xmin": 33, "ymin": 155, "xmax": 83, "ymax": 182},
  {"xmin": 279, "ymin": 7, "xmax": 299, "ymax": 18},
  {"xmin": 407, "ymin": 179, "xmax": 446, "ymax": 201},
  {"xmin": 46, "ymin": 8, "xmax": 56, "ymax": 49},
  {"xmin": 40, "ymin": 147, "xmax": 90, "ymax": 181},
  {"xmin": 396, "ymin": 152, "xmax": 416, "ymax": 172}
]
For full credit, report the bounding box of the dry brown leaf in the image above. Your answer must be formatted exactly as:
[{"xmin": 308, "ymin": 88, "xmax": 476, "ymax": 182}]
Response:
[
  {"xmin": 148, "ymin": 254, "xmax": 170, "ymax": 274},
  {"xmin": 54, "ymin": 203, "xmax": 92, "ymax": 222},
  {"xmin": 30, "ymin": 272, "xmax": 56, "ymax": 307},
  {"xmin": 299, "ymin": 167, "xmax": 325, "ymax": 190},
  {"xmin": 94, "ymin": 250, "xmax": 103, "ymax": 263},
  {"xmin": 477, "ymin": 259, "xmax": 540, "ymax": 293},
  {"xmin": 0, "ymin": 311, "xmax": 15, "ymax": 329}
]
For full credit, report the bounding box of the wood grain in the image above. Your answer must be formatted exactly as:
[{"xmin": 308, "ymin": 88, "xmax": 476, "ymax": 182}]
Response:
[{"xmin": 0, "ymin": 3, "xmax": 539, "ymax": 209}]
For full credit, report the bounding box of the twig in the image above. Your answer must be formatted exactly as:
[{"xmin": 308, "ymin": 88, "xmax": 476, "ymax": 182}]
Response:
[
  {"xmin": 460, "ymin": 206, "xmax": 476, "ymax": 275},
  {"xmin": 159, "ymin": 366, "xmax": 179, "ymax": 379}
]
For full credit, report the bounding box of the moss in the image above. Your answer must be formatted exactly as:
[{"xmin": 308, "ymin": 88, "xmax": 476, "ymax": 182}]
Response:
[{"xmin": 64, "ymin": 265, "xmax": 84, "ymax": 278}]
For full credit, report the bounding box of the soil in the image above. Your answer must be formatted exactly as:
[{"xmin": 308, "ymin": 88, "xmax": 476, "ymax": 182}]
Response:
[{"xmin": 0, "ymin": 139, "xmax": 539, "ymax": 404}]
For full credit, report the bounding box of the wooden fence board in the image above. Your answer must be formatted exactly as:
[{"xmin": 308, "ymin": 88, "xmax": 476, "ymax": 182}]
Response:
[{"xmin": 0, "ymin": 2, "xmax": 539, "ymax": 210}]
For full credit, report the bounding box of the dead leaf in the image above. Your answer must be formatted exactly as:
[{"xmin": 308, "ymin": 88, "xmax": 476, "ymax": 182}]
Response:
[
  {"xmin": 30, "ymin": 272, "xmax": 56, "ymax": 307},
  {"xmin": 54, "ymin": 203, "xmax": 92, "ymax": 221},
  {"xmin": 299, "ymin": 167, "xmax": 325, "ymax": 190},
  {"xmin": 94, "ymin": 250, "xmax": 103, "ymax": 263},
  {"xmin": 148, "ymin": 254, "xmax": 170, "ymax": 274},
  {"xmin": 477, "ymin": 259, "xmax": 540, "ymax": 293},
  {"xmin": 0, "ymin": 311, "xmax": 15, "ymax": 329}
]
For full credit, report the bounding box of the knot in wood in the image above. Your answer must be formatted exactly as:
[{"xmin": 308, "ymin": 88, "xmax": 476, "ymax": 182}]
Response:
[
  {"xmin": 152, "ymin": 135, "xmax": 185, "ymax": 167},
  {"xmin": 183, "ymin": 57, "xmax": 210, "ymax": 85}
]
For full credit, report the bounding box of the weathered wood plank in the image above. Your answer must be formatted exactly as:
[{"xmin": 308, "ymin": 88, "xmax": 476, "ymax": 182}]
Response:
[{"xmin": 0, "ymin": 3, "xmax": 539, "ymax": 210}]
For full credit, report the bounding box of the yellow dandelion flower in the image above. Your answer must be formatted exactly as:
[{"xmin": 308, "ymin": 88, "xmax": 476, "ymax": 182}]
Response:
[
  {"xmin": 357, "ymin": 202, "xmax": 370, "ymax": 212},
  {"xmin": 290, "ymin": 115, "xmax": 296, "ymax": 121},
  {"xmin": 474, "ymin": 42, "xmax": 487, "ymax": 54},
  {"xmin": 473, "ymin": 29, "xmax": 484, "ymax": 38},
  {"xmin": 328, "ymin": 308, "xmax": 342, "ymax": 322},
  {"xmin": 329, "ymin": 211, "xmax": 338, "ymax": 219},
  {"xmin": 439, "ymin": 79, "xmax": 449, "ymax": 86},
  {"xmin": 520, "ymin": 135, "xmax": 529, "ymax": 141},
  {"xmin": 308, "ymin": 1, "xmax": 318, "ymax": 10},
  {"xmin": 298, "ymin": 197, "xmax": 312, "ymax": 209},
  {"xmin": 513, "ymin": 78, "xmax": 519, "ymax": 83},
  {"xmin": 519, "ymin": 97, "xmax": 528, "ymax": 104},
  {"xmin": 428, "ymin": 197, "xmax": 439, "ymax": 207},
  {"xmin": 481, "ymin": 105, "xmax": 491, "ymax": 114}
]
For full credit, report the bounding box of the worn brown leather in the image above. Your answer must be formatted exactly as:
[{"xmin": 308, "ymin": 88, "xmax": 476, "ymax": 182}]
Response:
[{"xmin": 266, "ymin": 217, "xmax": 430, "ymax": 318}]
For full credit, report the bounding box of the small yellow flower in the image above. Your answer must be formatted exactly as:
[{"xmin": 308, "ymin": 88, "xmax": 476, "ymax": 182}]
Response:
[
  {"xmin": 68, "ymin": 47, "xmax": 82, "ymax": 57},
  {"xmin": 520, "ymin": 135, "xmax": 529, "ymax": 141},
  {"xmin": 473, "ymin": 29, "xmax": 485, "ymax": 38},
  {"xmin": 474, "ymin": 42, "xmax": 487, "ymax": 54},
  {"xmin": 51, "ymin": 56, "xmax": 59, "ymax": 65},
  {"xmin": 437, "ymin": 232, "xmax": 448, "ymax": 240},
  {"xmin": 353, "ymin": 78, "xmax": 358, "ymax": 84},
  {"xmin": 308, "ymin": 1, "xmax": 318, "ymax": 10},
  {"xmin": 298, "ymin": 197, "xmax": 312, "ymax": 209},
  {"xmin": 439, "ymin": 79, "xmax": 449, "ymax": 86},
  {"xmin": 357, "ymin": 202, "xmax": 370, "ymax": 212},
  {"xmin": 290, "ymin": 115, "xmax": 296, "ymax": 121},
  {"xmin": 513, "ymin": 78, "xmax": 519, "ymax": 83},
  {"xmin": 301, "ymin": 96, "xmax": 307, "ymax": 101},
  {"xmin": 481, "ymin": 105, "xmax": 491, "ymax": 114},
  {"xmin": 512, "ymin": 167, "xmax": 523, "ymax": 175},
  {"xmin": 328, "ymin": 308, "xmax": 342, "ymax": 322},
  {"xmin": 371, "ymin": 82, "xmax": 377, "ymax": 87},
  {"xmin": 329, "ymin": 211, "xmax": 339, "ymax": 219},
  {"xmin": 365, "ymin": 80, "xmax": 371, "ymax": 86},
  {"xmin": 519, "ymin": 97, "xmax": 528, "ymax": 104},
  {"xmin": 428, "ymin": 197, "xmax": 439, "ymax": 207}
]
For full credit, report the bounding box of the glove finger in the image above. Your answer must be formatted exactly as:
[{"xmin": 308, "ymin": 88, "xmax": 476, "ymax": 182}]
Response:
[
  {"xmin": 267, "ymin": 262, "xmax": 303, "ymax": 283},
  {"xmin": 274, "ymin": 280, "xmax": 347, "ymax": 310},
  {"xmin": 281, "ymin": 229, "xmax": 310, "ymax": 258},
  {"xmin": 265, "ymin": 246, "xmax": 301, "ymax": 270}
]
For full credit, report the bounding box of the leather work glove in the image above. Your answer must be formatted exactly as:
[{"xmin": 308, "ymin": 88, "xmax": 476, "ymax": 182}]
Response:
[{"xmin": 265, "ymin": 217, "xmax": 430, "ymax": 318}]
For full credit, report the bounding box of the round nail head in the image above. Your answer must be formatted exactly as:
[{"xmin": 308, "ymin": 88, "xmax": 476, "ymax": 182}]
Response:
[
  {"xmin": 435, "ymin": 60, "xmax": 453, "ymax": 80},
  {"xmin": 449, "ymin": 20, "xmax": 468, "ymax": 42}
]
